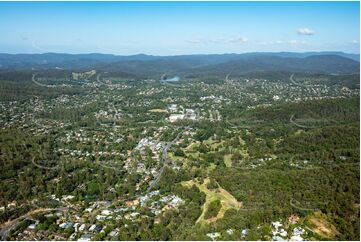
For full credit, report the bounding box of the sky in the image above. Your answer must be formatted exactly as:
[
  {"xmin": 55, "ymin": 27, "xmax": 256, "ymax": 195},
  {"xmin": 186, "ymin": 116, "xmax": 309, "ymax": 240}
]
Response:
[{"xmin": 0, "ymin": 1, "xmax": 359, "ymax": 55}]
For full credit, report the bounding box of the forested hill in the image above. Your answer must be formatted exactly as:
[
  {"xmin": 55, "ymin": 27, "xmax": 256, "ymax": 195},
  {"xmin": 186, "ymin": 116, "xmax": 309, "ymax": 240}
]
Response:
[{"xmin": 0, "ymin": 52, "xmax": 359, "ymax": 76}]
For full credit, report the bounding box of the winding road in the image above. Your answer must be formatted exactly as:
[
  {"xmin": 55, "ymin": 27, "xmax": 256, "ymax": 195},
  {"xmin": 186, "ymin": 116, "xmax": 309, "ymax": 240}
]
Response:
[
  {"xmin": 289, "ymin": 114, "xmax": 322, "ymax": 129},
  {"xmin": 289, "ymin": 198, "xmax": 327, "ymax": 212},
  {"xmin": 289, "ymin": 73, "xmax": 316, "ymax": 88},
  {"xmin": 146, "ymin": 126, "xmax": 189, "ymax": 192},
  {"xmin": 0, "ymin": 207, "xmax": 68, "ymax": 240},
  {"xmin": 31, "ymin": 157, "xmax": 59, "ymax": 170},
  {"xmin": 1, "ymin": 127, "xmax": 189, "ymax": 239},
  {"xmin": 31, "ymin": 74, "xmax": 54, "ymax": 88}
]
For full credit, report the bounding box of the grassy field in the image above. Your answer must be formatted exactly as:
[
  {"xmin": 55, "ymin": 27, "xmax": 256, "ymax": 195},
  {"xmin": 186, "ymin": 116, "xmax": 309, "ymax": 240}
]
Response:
[
  {"xmin": 181, "ymin": 178, "xmax": 242, "ymax": 224},
  {"xmin": 305, "ymin": 211, "xmax": 339, "ymax": 240},
  {"xmin": 148, "ymin": 108, "xmax": 168, "ymax": 113},
  {"xmin": 224, "ymin": 154, "xmax": 233, "ymax": 167},
  {"xmin": 203, "ymin": 138, "xmax": 225, "ymax": 150}
]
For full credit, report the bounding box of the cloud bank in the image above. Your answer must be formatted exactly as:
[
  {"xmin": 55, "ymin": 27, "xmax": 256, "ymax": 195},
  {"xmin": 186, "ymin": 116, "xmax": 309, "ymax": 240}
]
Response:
[{"xmin": 297, "ymin": 28, "xmax": 315, "ymax": 35}]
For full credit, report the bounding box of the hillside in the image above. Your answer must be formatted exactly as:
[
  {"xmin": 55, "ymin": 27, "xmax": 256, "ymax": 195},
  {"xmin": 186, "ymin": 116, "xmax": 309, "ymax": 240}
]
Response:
[{"xmin": 0, "ymin": 52, "xmax": 359, "ymax": 76}]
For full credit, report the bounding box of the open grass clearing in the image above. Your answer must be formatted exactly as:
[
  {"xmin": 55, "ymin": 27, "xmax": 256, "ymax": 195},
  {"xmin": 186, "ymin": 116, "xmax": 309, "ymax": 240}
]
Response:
[
  {"xmin": 224, "ymin": 154, "xmax": 233, "ymax": 167},
  {"xmin": 148, "ymin": 108, "xmax": 168, "ymax": 113},
  {"xmin": 181, "ymin": 178, "xmax": 242, "ymax": 224},
  {"xmin": 305, "ymin": 211, "xmax": 339, "ymax": 239}
]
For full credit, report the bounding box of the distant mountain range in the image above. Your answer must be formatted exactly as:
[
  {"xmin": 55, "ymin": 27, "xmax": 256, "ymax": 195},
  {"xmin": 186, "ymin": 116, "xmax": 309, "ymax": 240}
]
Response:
[{"xmin": 0, "ymin": 52, "xmax": 359, "ymax": 77}]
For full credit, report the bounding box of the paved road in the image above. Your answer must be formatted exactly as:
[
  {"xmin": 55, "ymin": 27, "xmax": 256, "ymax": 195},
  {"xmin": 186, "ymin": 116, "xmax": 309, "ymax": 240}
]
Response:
[
  {"xmin": 290, "ymin": 73, "xmax": 323, "ymax": 88},
  {"xmin": 84, "ymin": 126, "xmax": 190, "ymax": 219},
  {"xmin": 31, "ymin": 74, "xmax": 53, "ymax": 88},
  {"xmin": 1, "ymin": 127, "xmax": 189, "ymax": 239},
  {"xmin": 289, "ymin": 73, "xmax": 306, "ymax": 87},
  {"xmin": 289, "ymin": 114, "xmax": 318, "ymax": 129},
  {"xmin": 0, "ymin": 207, "xmax": 68, "ymax": 240},
  {"xmin": 146, "ymin": 126, "xmax": 189, "ymax": 192},
  {"xmin": 289, "ymin": 198, "xmax": 324, "ymax": 212},
  {"xmin": 96, "ymin": 73, "xmax": 107, "ymax": 85},
  {"xmin": 289, "ymin": 73, "xmax": 313, "ymax": 87},
  {"xmin": 225, "ymin": 117, "xmax": 253, "ymax": 129},
  {"xmin": 31, "ymin": 157, "xmax": 59, "ymax": 170},
  {"xmin": 225, "ymin": 73, "xmax": 231, "ymax": 82}
]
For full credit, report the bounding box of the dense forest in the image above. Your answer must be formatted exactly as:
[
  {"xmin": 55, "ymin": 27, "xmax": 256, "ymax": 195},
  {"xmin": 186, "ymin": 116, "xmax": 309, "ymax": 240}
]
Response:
[{"xmin": 0, "ymin": 68, "xmax": 359, "ymax": 241}]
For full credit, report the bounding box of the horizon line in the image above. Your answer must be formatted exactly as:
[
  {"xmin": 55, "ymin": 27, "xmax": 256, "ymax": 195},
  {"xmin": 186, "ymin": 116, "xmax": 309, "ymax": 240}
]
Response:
[{"xmin": 0, "ymin": 51, "xmax": 360, "ymax": 56}]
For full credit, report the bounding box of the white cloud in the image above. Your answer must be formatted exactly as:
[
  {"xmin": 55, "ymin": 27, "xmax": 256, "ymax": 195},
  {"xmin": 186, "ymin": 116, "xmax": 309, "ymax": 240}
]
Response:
[
  {"xmin": 288, "ymin": 40, "xmax": 306, "ymax": 45},
  {"xmin": 352, "ymin": 40, "xmax": 359, "ymax": 44},
  {"xmin": 187, "ymin": 37, "xmax": 247, "ymax": 44},
  {"xmin": 186, "ymin": 38, "xmax": 222, "ymax": 44},
  {"xmin": 228, "ymin": 37, "xmax": 248, "ymax": 43},
  {"xmin": 258, "ymin": 40, "xmax": 283, "ymax": 45},
  {"xmin": 297, "ymin": 28, "xmax": 315, "ymax": 35}
]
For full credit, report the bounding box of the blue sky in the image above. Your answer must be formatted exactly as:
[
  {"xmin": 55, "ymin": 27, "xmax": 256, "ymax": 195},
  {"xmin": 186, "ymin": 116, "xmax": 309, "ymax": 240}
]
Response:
[{"xmin": 0, "ymin": 1, "xmax": 359, "ymax": 55}]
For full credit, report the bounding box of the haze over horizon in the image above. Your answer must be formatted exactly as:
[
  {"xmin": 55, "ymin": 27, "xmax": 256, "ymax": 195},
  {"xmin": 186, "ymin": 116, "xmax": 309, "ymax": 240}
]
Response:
[
  {"xmin": 0, "ymin": 51, "xmax": 360, "ymax": 57},
  {"xmin": 0, "ymin": 1, "xmax": 360, "ymax": 55}
]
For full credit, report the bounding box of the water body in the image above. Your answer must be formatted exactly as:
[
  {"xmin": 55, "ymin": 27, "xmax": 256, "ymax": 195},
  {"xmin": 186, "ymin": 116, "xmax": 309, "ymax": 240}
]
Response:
[{"xmin": 163, "ymin": 76, "xmax": 180, "ymax": 82}]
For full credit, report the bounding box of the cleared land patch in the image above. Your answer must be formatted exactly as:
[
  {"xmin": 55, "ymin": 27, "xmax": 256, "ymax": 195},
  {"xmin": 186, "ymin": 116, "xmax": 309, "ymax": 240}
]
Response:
[
  {"xmin": 181, "ymin": 178, "xmax": 242, "ymax": 224},
  {"xmin": 224, "ymin": 154, "xmax": 233, "ymax": 167},
  {"xmin": 148, "ymin": 109, "xmax": 168, "ymax": 113},
  {"xmin": 306, "ymin": 211, "xmax": 339, "ymax": 239}
]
